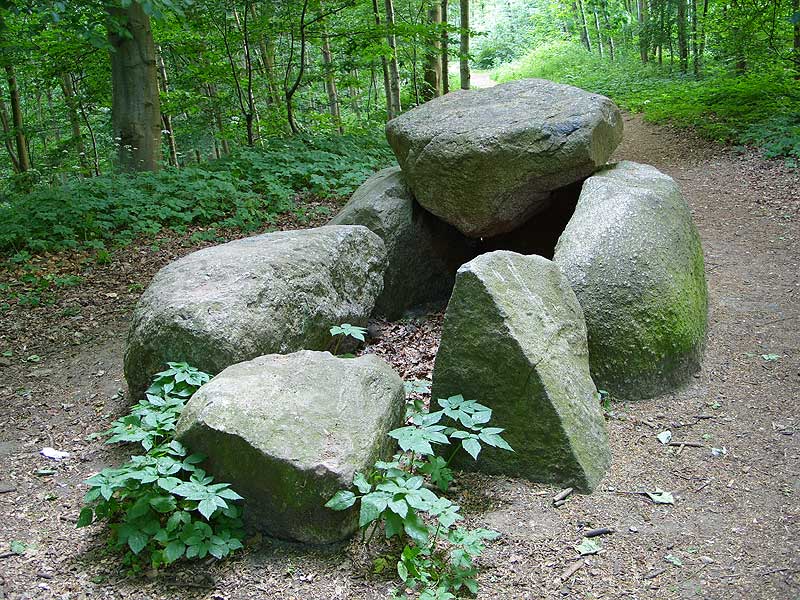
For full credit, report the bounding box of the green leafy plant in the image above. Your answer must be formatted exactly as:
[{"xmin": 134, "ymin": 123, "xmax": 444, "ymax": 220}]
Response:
[
  {"xmin": 78, "ymin": 363, "xmax": 245, "ymax": 570},
  {"xmin": 1, "ymin": 132, "xmax": 395, "ymax": 258},
  {"xmin": 326, "ymin": 393, "xmax": 513, "ymax": 599},
  {"xmin": 330, "ymin": 323, "xmax": 368, "ymax": 355}
]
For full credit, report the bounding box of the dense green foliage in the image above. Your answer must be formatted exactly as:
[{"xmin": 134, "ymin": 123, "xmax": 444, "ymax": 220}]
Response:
[
  {"xmin": 496, "ymin": 42, "xmax": 800, "ymax": 162},
  {"xmin": 78, "ymin": 362, "xmax": 246, "ymax": 571},
  {"xmin": 327, "ymin": 389, "xmax": 513, "ymax": 599},
  {"xmin": 0, "ymin": 131, "xmax": 395, "ymax": 256},
  {"xmin": 475, "ymin": 0, "xmax": 799, "ymax": 163}
]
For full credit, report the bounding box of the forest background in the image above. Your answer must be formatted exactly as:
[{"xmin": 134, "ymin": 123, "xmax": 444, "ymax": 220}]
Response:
[{"xmin": 0, "ymin": 0, "xmax": 797, "ymax": 273}]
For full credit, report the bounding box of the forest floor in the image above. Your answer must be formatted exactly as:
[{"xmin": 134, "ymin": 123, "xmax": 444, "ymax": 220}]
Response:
[{"xmin": 0, "ymin": 114, "xmax": 798, "ymax": 600}]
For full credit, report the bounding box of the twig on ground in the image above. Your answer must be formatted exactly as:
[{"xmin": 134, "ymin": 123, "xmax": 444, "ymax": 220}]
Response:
[
  {"xmin": 584, "ymin": 527, "xmax": 614, "ymax": 538},
  {"xmin": 667, "ymin": 441, "xmax": 706, "ymax": 448},
  {"xmin": 553, "ymin": 488, "xmax": 573, "ymax": 504},
  {"xmin": 643, "ymin": 567, "xmax": 667, "ymax": 580},
  {"xmin": 560, "ymin": 559, "xmax": 585, "ymax": 582}
]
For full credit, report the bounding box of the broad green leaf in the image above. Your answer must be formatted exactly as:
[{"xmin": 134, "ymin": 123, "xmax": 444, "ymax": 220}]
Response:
[
  {"xmin": 127, "ymin": 530, "xmax": 149, "ymax": 555},
  {"xmin": 646, "ymin": 489, "xmax": 675, "ymax": 504},
  {"xmin": 325, "ymin": 490, "xmax": 357, "ymax": 511},
  {"xmin": 197, "ymin": 497, "xmax": 218, "ymax": 520},
  {"xmin": 359, "ymin": 492, "xmax": 389, "ymax": 527},
  {"xmin": 76, "ymin": 507, "xmax": 93, "ymax": 528},
  {"xmin": 353, "ymin": 472, "xmax": 372, "ymax": 494},
  {"xmin": 575, "ymin": 537, "xmax": 601, "ymax": 555},
  {"xmin": 462, "ymin": 437, "xmax": 482, "ymax": 460},
  {"xmin": 164, "ymin": 540, "xmax": 185, "ymax": 563},
  {"xmin": 402, "ymin": 512, "xmax": 429, "ymax": 545},
  {"xmin": 149, "ymin": 495, "xmax": 177, "ymax": 513}
]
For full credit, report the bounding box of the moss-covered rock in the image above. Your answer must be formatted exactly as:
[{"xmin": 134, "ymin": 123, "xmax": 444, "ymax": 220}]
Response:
[
  {"xmin": 431, "ymin": 251, "xmax": 611, "ymax": 492},
  {"xmin": 385, "ymin": 79, "xmax": 623, "ymax": 238},
  {"xmin": 553, "ymin": 161, "xmax": 708, "ymax": 400},
  {"xmin": 176, "ymin": 350, "xmax": 405, "ymax": 544},
  {"xmin": 330, "ymin": 166, "xmax": 474, "ymax": 318},
  {"xmin": 124, "ymin": 225, "xmax": 386, "ymax": 400}
]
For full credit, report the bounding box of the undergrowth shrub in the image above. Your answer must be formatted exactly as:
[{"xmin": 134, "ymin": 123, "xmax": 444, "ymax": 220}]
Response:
[
  {"xmin": 78, "ymin": 363, "xmax": 245, "ymax": 571},
  {"xmin": 327, "ymin": 385, "xmax": 513, "ymax": 599},
  {"xmin": 0, "ymin": 131, "xmax": 395, "ymax": 256},
  {"xmin": 495, "ymin": 41, "xmax": 800, "ymax": 164}
]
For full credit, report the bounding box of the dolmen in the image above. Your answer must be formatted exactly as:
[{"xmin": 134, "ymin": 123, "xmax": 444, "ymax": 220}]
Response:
[{"xmin": 123, "ymin": 78, "xmax": 708, "ymax": 541}]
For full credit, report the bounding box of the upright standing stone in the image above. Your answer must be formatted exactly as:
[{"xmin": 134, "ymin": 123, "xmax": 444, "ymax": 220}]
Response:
[
  {"xmin": 385, "ymin": 79, "xmax": 623, "ymax": 238},
  {"xmin": 124, "ymin": 226, "xmax": 386, "ymax": 400},
  {"xmin": 432, "ymin": 251, "xmax": 611, "ymax": 492},
  {"xmin": 330, "ymin": 166, "xmax": 474, "ymax": 318},
  {"xmin": 554, "ymin": 161, "xmax": 708, "ymax": 400},
  {"xmin": 176, "ymin": 351, "xmax": 406, "ymax": 543}
]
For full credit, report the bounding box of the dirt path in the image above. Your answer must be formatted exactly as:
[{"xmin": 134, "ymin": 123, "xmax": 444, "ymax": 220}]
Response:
[{"xmin": 0, "ymin": 115, "xmax": 798, "ymax": 600}]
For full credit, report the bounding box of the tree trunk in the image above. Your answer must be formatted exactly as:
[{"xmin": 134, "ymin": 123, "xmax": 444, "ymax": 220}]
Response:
[
  {"xmin": 697, "ymin": 0, "xmax": 708, "ymax": 73},
  {"xmin": 108, "ymin": 4, "xmax": 160, "ymax": 172},
  {"xmin": 593, "ymin": 6, "xmax": 604, "ymax": 57},
  {"xmin": 371, "ymin": 0, "xmax": 393, "ymax": 118},
  {"xmin": 441, "ymin": 0, "xmax": 449, "ymax": 94},
  {"xmin": 384, "ymin": 0, "xmax": 402, "ymax": 116},
  {"xmin": 793, "ymin": 0, "xmax": 799, "ymax": 78},
  {"xmin": 576, "ymin": 0, "xmax": 592, "ymax": 52},
  {"xmin": 691, "ymin": 0, "xmax": 699, "ymax": 76},
  {"xmin": 677, "ymin": 0, "xmax": 688, "ymax": 73},
  {"xmin": 423, "ymin": 2, "xmax": 442, "ymax": 100},
  {"xmin": 205, "ymin": 84, "xmax": 230, "ymax": 155},
  {"xmin": 156, "ymin": 48, "xmax": 179, "ymax": 167},
  {"xmin": 459, "ymin": 0, "xmax": 470, "ymax": 89},
  {"xmin": 601, "ymin": 0, "xmax": 615, "ymax": 60},
  {"xmin": 4, "ymin": 65, "xmax": 31, "ymax": 172},
  {"xmin": 0, "ymin": 95, "xmax": 21, "ymax": 173},
  {"xmin": 638, "ymin": 0, "xmax": 649, "ymax": 62},
  {"xmin": 321, "ymin": 29, "xmax": 343, "ymax": 133},
  {"xmin": 59, "ymin": 73, "xmax": 89, "ymax": 173}
]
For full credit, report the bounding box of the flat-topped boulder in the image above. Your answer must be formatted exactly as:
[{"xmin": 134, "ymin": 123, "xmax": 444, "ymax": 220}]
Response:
[
  {"xmin": 330, "ymin": 166, "xmax": 474, "ymax": 318},
  {"xmin": 124, "ymin": 226, "xmax": 386, "ymax": 400},
  {"xmin": 432, "ymin": 251, "xmax": 611, "ymax": 492},
  {"xmin": 554, "ymin": 161, "xmax": 708, "ymax": 400},
  {"xmin": 385, "ymin": 78, "xmax": 623, "ymax": 238},
  {"xmin": 176, "ymin": 351, "xmax": 405, "ymax": 543}
]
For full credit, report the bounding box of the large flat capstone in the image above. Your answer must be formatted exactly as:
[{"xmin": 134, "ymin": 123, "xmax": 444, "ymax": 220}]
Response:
[
  {"xmin": 385, "ymin": 78, "xmax": 623, "ymax": 238},
  {"xmin": 554, "ymin": 161, "xmax": 708, "ymax": 400},
  {"xmin": 431, "ymin": 251, "xmax": 611, "ymax": 492},
  {"xmin": 330, "ymin": 166, "xmax": 474, "ymax": 318},
  {"xmin": 176, "ymin": 351, "xmax": 405, "ymax": 543},
  {"xmin": 124, "ymin": 226, "xmax": 386, "ymax": 399}
]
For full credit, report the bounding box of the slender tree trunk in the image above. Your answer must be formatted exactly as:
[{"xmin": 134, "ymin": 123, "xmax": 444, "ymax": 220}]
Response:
[
  {"xmin": 459, "ymin": 0, "xmax": 470, "ymax": 89},
  {"xmin": 793, "ymin": 0, "xmax": 799, "ymax": 78},
  {"xmin": 59, "ymin": 73, "xmax": 89, "ymax": 173},
  {"xmin": 638, "ymin": 0, "xmax": 649, "ymax": 62},
  {"xmin": 423, "ymin": 2, "xmax": 442, "ymax": 100},
  {"xmin": 593, "ymin": 6, "xmax": 604, "ymax": 57},
  {"xmin": 320, "ymin": 29, "xmax": 343, "ymax": 133},
  {"xmin": 573, "ymin": 1, "xmax": 590, "ymax": 49},
  {"xmin": 677, "ymin": 0, "xmax": 688, "ymax": 73},
  {"xmin": 441, "ymin": 0, "xmax": 449, "ymax": 94},
  {"xmin": 156, "ymin": 48, "xmax": 179, "ymax": 167},
  {"xmin": 4, "ymin": 65, "xmax": 31, "ymax": 172},
  {"xmin": 697, "ymin": 0, "xmax": 708, "ymax": 73},
  {"xmin": 371, "ymin": 0, "xmax": 393, "ymax": 118},
  {"xmin": 601, "ymin": 0, "xmax": 615, "ymax": 60},
  {"xmin": 576, "ymin": 0, "xmax": 593, "ymax": 52},
  {"xmin": 691, "ymin": 0, "xmax": 699, "ymax": 75},
  {"xmin": 0, "ymin": 95, "xmax": 21, "ymax": 173},
  {"xmin": 205, "ymin": 84, "xmax": 230, "ymax": 155},
  {"xmin": 384, "ymin": 0, "xmax": 402, "ymax": 116},
  {"xmin": 108, "ymin": 4, "xmax": 160, "ymax": 172}
]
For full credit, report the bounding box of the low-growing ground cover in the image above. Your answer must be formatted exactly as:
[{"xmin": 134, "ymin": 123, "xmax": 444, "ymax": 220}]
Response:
[{"xmin": 495, "ymin": 42, "xmax": 800, "ymax": 165}]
